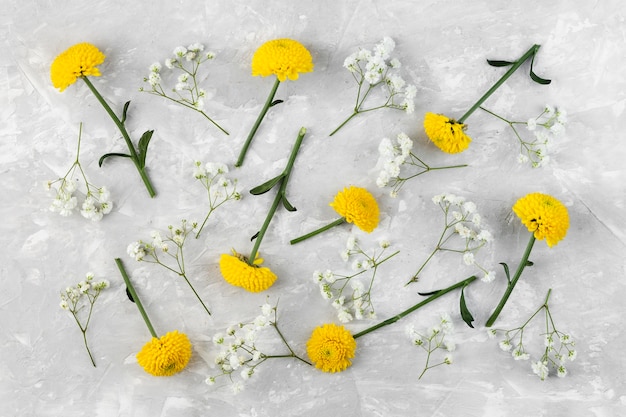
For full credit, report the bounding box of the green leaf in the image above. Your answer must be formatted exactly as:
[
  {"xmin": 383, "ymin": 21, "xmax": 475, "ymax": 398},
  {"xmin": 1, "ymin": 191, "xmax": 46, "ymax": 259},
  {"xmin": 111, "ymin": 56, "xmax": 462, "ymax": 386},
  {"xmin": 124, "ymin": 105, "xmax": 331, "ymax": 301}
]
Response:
[
  {"xmin": 487, "ymin": 59, "xmax": 515, "ymax": 67},
  {"xmin": 529, "ymin": 54, "xmax": 551, "ymax": 85},
  {"xmin": 250, "ymin": 174, "xmax": 283, "ymax": 195},
  {"xmin": 138, "ymin": 130, "xmax": 154, "ymax": 169},
  {"xmin": 526, "ymin": 260, "xmax": 534, "ymax": 267},
  {"xmin": 99, "ymin": 152, "xmax": 132, "ymax": 167},
  {"xmin": 121, "ymin": 101, "xmax": 131, "ymax": 124},
  {"xmin": 418, "ymin": 290, "xmax": 441, "ymax": 297},
  {"xmin": 460, "ymin": 286, "xmax": 475, "ymax": 328},
  {"xmin": 500, "ymin": 262, "xmax": 511, "ymax": 283},
  {"xmin": 250, "ymin": 231, "xmax": 259, "ymax": 241},
  {"xmin": 282, "ymin": 195, "xmax": 297, "ymax": 212},
  {"xmin": 125, "ymin": 286, "xmax": 135, "ymax": 303},
  {"xmin": 270, "ymin": 99, "xmax": 284, "ymax": 107}
]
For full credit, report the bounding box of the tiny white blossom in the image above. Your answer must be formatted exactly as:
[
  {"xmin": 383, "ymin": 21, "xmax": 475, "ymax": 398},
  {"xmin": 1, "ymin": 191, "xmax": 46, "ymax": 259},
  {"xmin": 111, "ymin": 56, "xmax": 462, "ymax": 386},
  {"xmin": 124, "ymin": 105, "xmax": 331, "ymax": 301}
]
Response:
[
  {"xmin": 526, "ymin": 118, "xmax": 537, "ymax": 131},
  {"xmin": 463, "ymin": 252, "xmax": 475, "ymax": 266},
  {"xmin": 531, "ymin": 360, "xmax": 549, "ymax": 380}
]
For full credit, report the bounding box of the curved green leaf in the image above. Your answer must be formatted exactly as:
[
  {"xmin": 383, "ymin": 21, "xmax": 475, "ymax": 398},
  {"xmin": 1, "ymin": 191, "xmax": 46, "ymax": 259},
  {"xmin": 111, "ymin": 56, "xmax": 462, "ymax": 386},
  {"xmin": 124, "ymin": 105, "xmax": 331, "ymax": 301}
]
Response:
[
  {"xmin": 530, "ymin": 54, "xmax": 551, "ymax": 84},
  {"xmin": 270, "ymin": 99, "xmax": 284, "ymax": 107},
  {"xmin": 138, "ymin": 130, "xmax": 154, "ymax": 169},
  {"xmin": 282, "ymin": 195, "xmax": 297, "ymax": 212},
  {"xmin": 250, "ymin": 231, "xmax": 259, "ymax": 241},
  {"xmin": 460, "ymin": 286, "xmax": 475, "ymax": 328},
  {"xmin": 250, "ymin": 174, "xmax": 284, "ymax": 195},
  {"xmin": 418, "ymin": 290, "xmax": 441, "ymax": 297},
  {"xmin": 99, "ymin": 152, "xmax": 132, "ymax": 167},
  {"xmin": 499, "ymin": 262, "xmax": 511, "ymax": 284},
  {"xmin": 121, "ymin": 101, "xmax": 131, "ymax": 124},
  {"xmin": 487, "ymin": 59, "xmax": 515, "ymax": 67},
  {"xmin": 125, "ymin": 286, "xmax": 135, "ymax": 303}
]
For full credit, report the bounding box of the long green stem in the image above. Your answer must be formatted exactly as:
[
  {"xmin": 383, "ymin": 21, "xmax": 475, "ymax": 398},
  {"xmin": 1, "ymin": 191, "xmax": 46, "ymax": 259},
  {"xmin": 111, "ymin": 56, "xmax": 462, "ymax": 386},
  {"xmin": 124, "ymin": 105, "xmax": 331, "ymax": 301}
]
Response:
[
  {"xmin": 290, "ymin": 217, "xmax": 346, "ymax": 245},
  {"xmin": 353, "ymin": 275, "xmax": 477, "ymax": 339},
  {"xmin": 82, "ymin": 77, "xmax": 156, "ymax": 198},
  {"xmin": 236, "ymin": 77, "xmax": 281, "ymax": 167},
  {"xmin": 485, "ymin": 234, "xmax": 536, "ymax": 327},
  {"xmin": 115, "ymin": 258, "xmax": 158, "ymax": 338},
  {"xmin": 248, "ymin": 127, "xmax": 306, "ymax": 264},
  {"xmin": 458, "ymin": 44, "xmax": 541, "ymax": 123},
  {"xmin": 180, "ymin": 274, "xmax": 211, "ymax": 316}
]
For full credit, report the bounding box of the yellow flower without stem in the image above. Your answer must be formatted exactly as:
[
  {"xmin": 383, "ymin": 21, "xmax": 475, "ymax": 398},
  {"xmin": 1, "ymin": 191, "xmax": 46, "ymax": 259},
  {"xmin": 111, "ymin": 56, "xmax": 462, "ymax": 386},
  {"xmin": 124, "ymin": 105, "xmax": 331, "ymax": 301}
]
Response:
[
  {"xmin": 330, "ymin": 186, "xmax": 380, "ymax": 233},
  {"xmin": 51, "ymin": 43, "xmax": 106, "ymax": 92},
  {"xmin": 219, "ymin": 250, "xmax": 277, "ymax": 292},
  {"xmin": 423, "ymin": 112, "xmax": 472, "ymax": 154},
  {"xmin": 307, "ymin": 323, "xmax": 357, "ymax": 373},
  {"xmin": 513, "ymin": 192, "xmax": 569, "ymax": 247},
  {"xmin": 136, "ymin": 330, "xmax": 192, "ymax": 377},
  {"xmin": 251, "ymin": 38, "xmax": 314, "ymax": 82}
]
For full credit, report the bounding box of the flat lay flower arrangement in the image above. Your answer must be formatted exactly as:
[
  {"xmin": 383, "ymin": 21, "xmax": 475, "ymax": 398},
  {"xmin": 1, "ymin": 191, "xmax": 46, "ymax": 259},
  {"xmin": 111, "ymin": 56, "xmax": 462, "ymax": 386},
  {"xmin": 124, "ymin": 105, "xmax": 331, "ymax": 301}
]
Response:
[{"xmin": 50, "ymin": 37, "xmax": 576, "ymax": 392}]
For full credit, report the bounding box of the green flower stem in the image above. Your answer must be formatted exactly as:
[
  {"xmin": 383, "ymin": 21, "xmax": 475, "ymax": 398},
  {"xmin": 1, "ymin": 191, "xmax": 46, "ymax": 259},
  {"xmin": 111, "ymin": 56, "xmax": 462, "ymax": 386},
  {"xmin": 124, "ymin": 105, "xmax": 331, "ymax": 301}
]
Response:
[
  {"xmin": 268, "ymin": 322, "xmax": 313, "ymax": 366},
  {"xmin": 82, "ymin": 77, "xmax": 156, "ymax": 198},
  {"xmin": 353, "ymin": 275, "xmax": 477, "ymax": 339},
  {"xmin": 290, "ymin": 217, "xmax": 346, "ymax": 245},
  {"xmin": 485, "ymin": 234, "xmax": 536, "ymax": 327},
  {"xmin": 329, "ymin": 112, "xmax": 358, "ymax": 137},
  {"xmin": 115, "ymin": 258, "xmax": 158, "ymax": 338},
  {"xmin": 458, "ymin": 44, "xmax": 541, "ymax": 124},
  {"xmin": 247, "ymin": 127, "xmax": 306, "ymax": 264},
  {"xmin": 236, "ymin": 77, "xmax": 281, "ymax": 167}
]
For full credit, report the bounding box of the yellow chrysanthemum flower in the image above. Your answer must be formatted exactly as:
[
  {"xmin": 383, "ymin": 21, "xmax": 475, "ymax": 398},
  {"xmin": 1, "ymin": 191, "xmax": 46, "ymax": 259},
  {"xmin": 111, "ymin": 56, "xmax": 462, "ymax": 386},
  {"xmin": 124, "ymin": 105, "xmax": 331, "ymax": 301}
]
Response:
[
  {"xmin": 307, "ymin": 323, "xmax": 357, "ymax": 373},
  {"xmin": 513, "ymin": 193, "xmax": 569, "ymax": 247},
  {"xmin": 330, "ymin": 186, "xmax": 380, "ymax": 233},
  {"xmin": 50, "ymin": 42, "xmax": 106, "ymax": 92},
  {"xmin": 136, "ymin": 330, "xmax": 192, "ymax": 377},
  {"xmin": 251, "ymin": 38, "xmax": 314, "ymax": 82},
  {"xmin": 423, "ymin": 112, "xmax": 472, "ymax": 154},
  {"xmin": 219, "ymin": 250, "xmax": 277, "ymax": 292}
]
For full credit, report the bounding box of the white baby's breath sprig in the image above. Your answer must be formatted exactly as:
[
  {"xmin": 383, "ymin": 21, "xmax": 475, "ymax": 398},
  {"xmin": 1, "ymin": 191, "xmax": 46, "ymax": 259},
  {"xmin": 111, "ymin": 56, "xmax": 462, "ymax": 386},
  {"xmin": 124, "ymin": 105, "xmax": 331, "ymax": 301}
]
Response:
[
  {"xmin": 376, "ymin": 132, "xmax": 467, "ymax": 197},
  {"xmin": 193, "ymin": 161, "xmax": 241, "ymax": 238},
  {"xmin": 406, "ymin": 313, "xmax": 456, "ymax": 379},
  {"xmin": 46, "ymin": 123, "xmax": 113, "ymax": 221},
  {"xmin": 59, "ymin": 272, "xmax": 110, "ymax": 367},
  {"xmin": 141, "ymin": 43, "xmax": 229, "ymax": 135},
  {"xmin": 313, "ymin": 237, "xmax": 399, "ymax": 322},
  {"xmin": 126, "ymin": 220, "xmax": 212, "ymax": 316},
  {"xmin": 330, "ymin": 37, "xmax": 417, "ymax": 136},
  {"xmin": 490, "ymin": 288, "xmax": 576, "ymax": 380},
  {"xmin": 407, "ymin": 194, "xmax": 493, "ymax": 285},
  {"xmin": 480, "ymin": 105, "xmax": 566, "ymax": 167},
  {"xmin": 206, "ymin": 299, "xmax": 311, "ymax": 392}
]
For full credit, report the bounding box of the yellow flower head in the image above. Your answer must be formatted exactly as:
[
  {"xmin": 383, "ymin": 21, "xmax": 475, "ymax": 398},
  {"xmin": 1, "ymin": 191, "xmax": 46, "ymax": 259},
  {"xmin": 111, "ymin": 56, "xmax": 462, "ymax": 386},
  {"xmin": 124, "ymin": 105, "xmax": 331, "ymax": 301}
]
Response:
[
  {"xmin": 307, "ymin": 323, "xmax": 357, "ymax": 373},
  {"xmin": 330, "ymin": 186, "xmax": 380, "ymax": 233},
  {"xmin": 219, "ymin": 249, "xmax": 277, "ymax": 292},
  {"xmin": 423, "ymin": 112, "xmax": 472, "ymax": 154},
  {"xmin": 513, "ymin": 192, "xmax": 569, "ymax": 247},
  {"xmin": 50, "ymin": 42, "xmax": 106, "ymax": 92},
  {"xmin": 136, "ymin": 330, "xmax": 192, "ymax": 376},
  {"xmin": 251, "ymin": 38, "xmax": 314, "ymax": 82}
]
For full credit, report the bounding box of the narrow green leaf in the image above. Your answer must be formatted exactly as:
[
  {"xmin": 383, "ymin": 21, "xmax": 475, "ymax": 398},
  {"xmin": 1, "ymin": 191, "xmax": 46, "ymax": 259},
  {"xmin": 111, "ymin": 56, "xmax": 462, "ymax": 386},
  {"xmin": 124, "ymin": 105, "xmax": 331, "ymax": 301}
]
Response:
[
  {"xmin": 418, "ymin": 290, "xmax": 441, "ymax": 297},
  {"xmin": 138, "ymin": 130, "xmax": 154, "ymax": 169},
  {"xmin": 125, "ymin": 286, "xmax": 135, "ymax": 303},
  {"xmin": 250, "ymin": 174, "xmax": 283, "ymax": 195},
  {"xmin": 460, "ymin": 286, "xmax": 475, "ymax": 328},
  {"xmin": 270, "ymin": 99, "xmax": 284, "ymax": 107},
  {"xmin": 530, "ymin": 54, "xmax": 551, "ymax": 84},
  {"xmin": 499, "ymin": 262, "xmax": 511, "ymax": 283},
  {"xmin": 526, "ymin": 260, "xmax": 534, "ymax": 267},
  {"xmin": 487, "ymin": 59, "xmax": 515, "ymax": 67},
  {"xmin": 250, "ymin": 231, "xmax": 259, "ymax": 241},
  {"xmin": 282, "ymin": 195, "xmax": 297, "ymax": 212},
  {"xmin": 99, "ymin": 152, "xmax": 132, "ymax": 167},
  {"xmin": 121, "ymin": 101, "xmax": 131, "ymax": 124}
]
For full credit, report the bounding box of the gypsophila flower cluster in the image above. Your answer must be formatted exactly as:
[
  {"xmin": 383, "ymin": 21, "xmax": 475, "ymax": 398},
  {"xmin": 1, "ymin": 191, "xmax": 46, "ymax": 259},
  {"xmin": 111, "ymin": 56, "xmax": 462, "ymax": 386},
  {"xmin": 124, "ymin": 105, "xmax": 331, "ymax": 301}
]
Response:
[
  {"xmin": 193, "ymin": 161, "xmax": 241, "ymax": 238},
  {"xmin": 46, "ymin": 125, "xmax": 113, "ymax": 221},
  {"xmin": 59, "ymin": 272, "xmax": 110, "ymax": 366},
  {"xmin": 488, "ymin": 289, "xmax": 576, "ymax": 380},
  {"xmin": 330, "ymin": 37, "xmax": 417, "ymax": 135},
  {"xmin": 141, "ymin": 43, "xmax": 229, "ymax": 135},
  {"xmin": 376, "ymin": 132, "xmax": 467, "ymax": 197},
  {"xmin": 407, "ymin": 194, "xmax": 494, "ymax": 285},
  {"xmin": 481, "ymin": 105, "xmax": 566, "ymax": 167},
  {"xmin": 406, "ymin": 313, "xmax": 456, "ymax": 379},
  {"xmin": 126, "ymin": 220, "xmax": 212, "ymax": 315},
  {"xmin": 206, "ymin": 301, "xmax": 310, "ymax": 393},
  {"xmin": 313, "ymin": 237, "xmax": 399, "ymax": 322}
]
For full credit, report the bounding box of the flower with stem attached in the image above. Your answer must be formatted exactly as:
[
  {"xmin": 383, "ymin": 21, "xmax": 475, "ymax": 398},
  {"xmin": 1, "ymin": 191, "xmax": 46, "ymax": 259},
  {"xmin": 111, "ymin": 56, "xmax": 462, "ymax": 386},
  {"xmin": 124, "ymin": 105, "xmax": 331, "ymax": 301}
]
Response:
[
  {"xmin": 127, "ymin": 220, "xmax": 212, "ymax": 316},
  {"xmin": 375, "ymin": 132, "xmax": 467, "ymax": 197},
  {"xmin": 141, "ymin": 44, "xmax": 229, "ymax": 135},
  {"xmin": 46, "ymin": 123, "xmax": 113, "ymax": 221},
  {"xmin": 406, "ymin": 313, "xmax": 456, "ymax": 379},
  {"xmin": 490, "ymin": 288, "xmax": 576, "ymax": 380},
  {"xmin": 485, "ymin": 193, "xmax": 569, "ymax": 327},
  {"xmin": 236, "ymin": 39, "xmax": 313, "ymax": 167},
  {"xmin": 424, "ymin": 44, "xmax": 551, "ymax": 154},
  {"xmin": 290, "ymin": 186, "xmax": 380, "ymax": 245},
  {"xmin": 59, "ymin": 272, "xmax": 110, "ymax": 367},
  {"xmin": 220, "ymin": 127, "xmax": 307, "ymax": 291},
  {"xmin": 51, "ymin": 42, "xmax": 157, "ymax": 197},
  {"xmin": 330, "ymin": 37, "xmax": 417, "ymax": 136},
  {"xmin": 115, "ymin": 258, "xmax": 192, "ymax": 376}
]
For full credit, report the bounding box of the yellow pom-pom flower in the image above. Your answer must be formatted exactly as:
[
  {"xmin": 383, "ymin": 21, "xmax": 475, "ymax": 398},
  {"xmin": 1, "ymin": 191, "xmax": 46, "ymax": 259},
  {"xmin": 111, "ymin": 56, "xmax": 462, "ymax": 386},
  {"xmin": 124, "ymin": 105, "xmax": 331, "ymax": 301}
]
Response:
[
  {"xmin": 330, "ymin": 186, "xmax": 380, "ymax": 233},
  {"xmin": 423, "ymin": 112, "xmax": 472, "ymax": 154},
  {"xmin": 513, "ymin": 192, "xmax": 569, "ymax": 247},
  {"xmin": 219, "ymin": 249, "xmax": 277, "ymax": 292},
  {"xmin": 251, "ymin": 38, "xmax": 314, "ymax": 82},
  {"xmin": 307, "ymin": 323, "xmax": 357, "ymax": 373},
  {"xmin": 136, "ymin": 330, "xmax": 192, "ymax": 377},
  {"xmin": 50, "ymin": 42, "xmax": 106, "ymax": 92}
]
